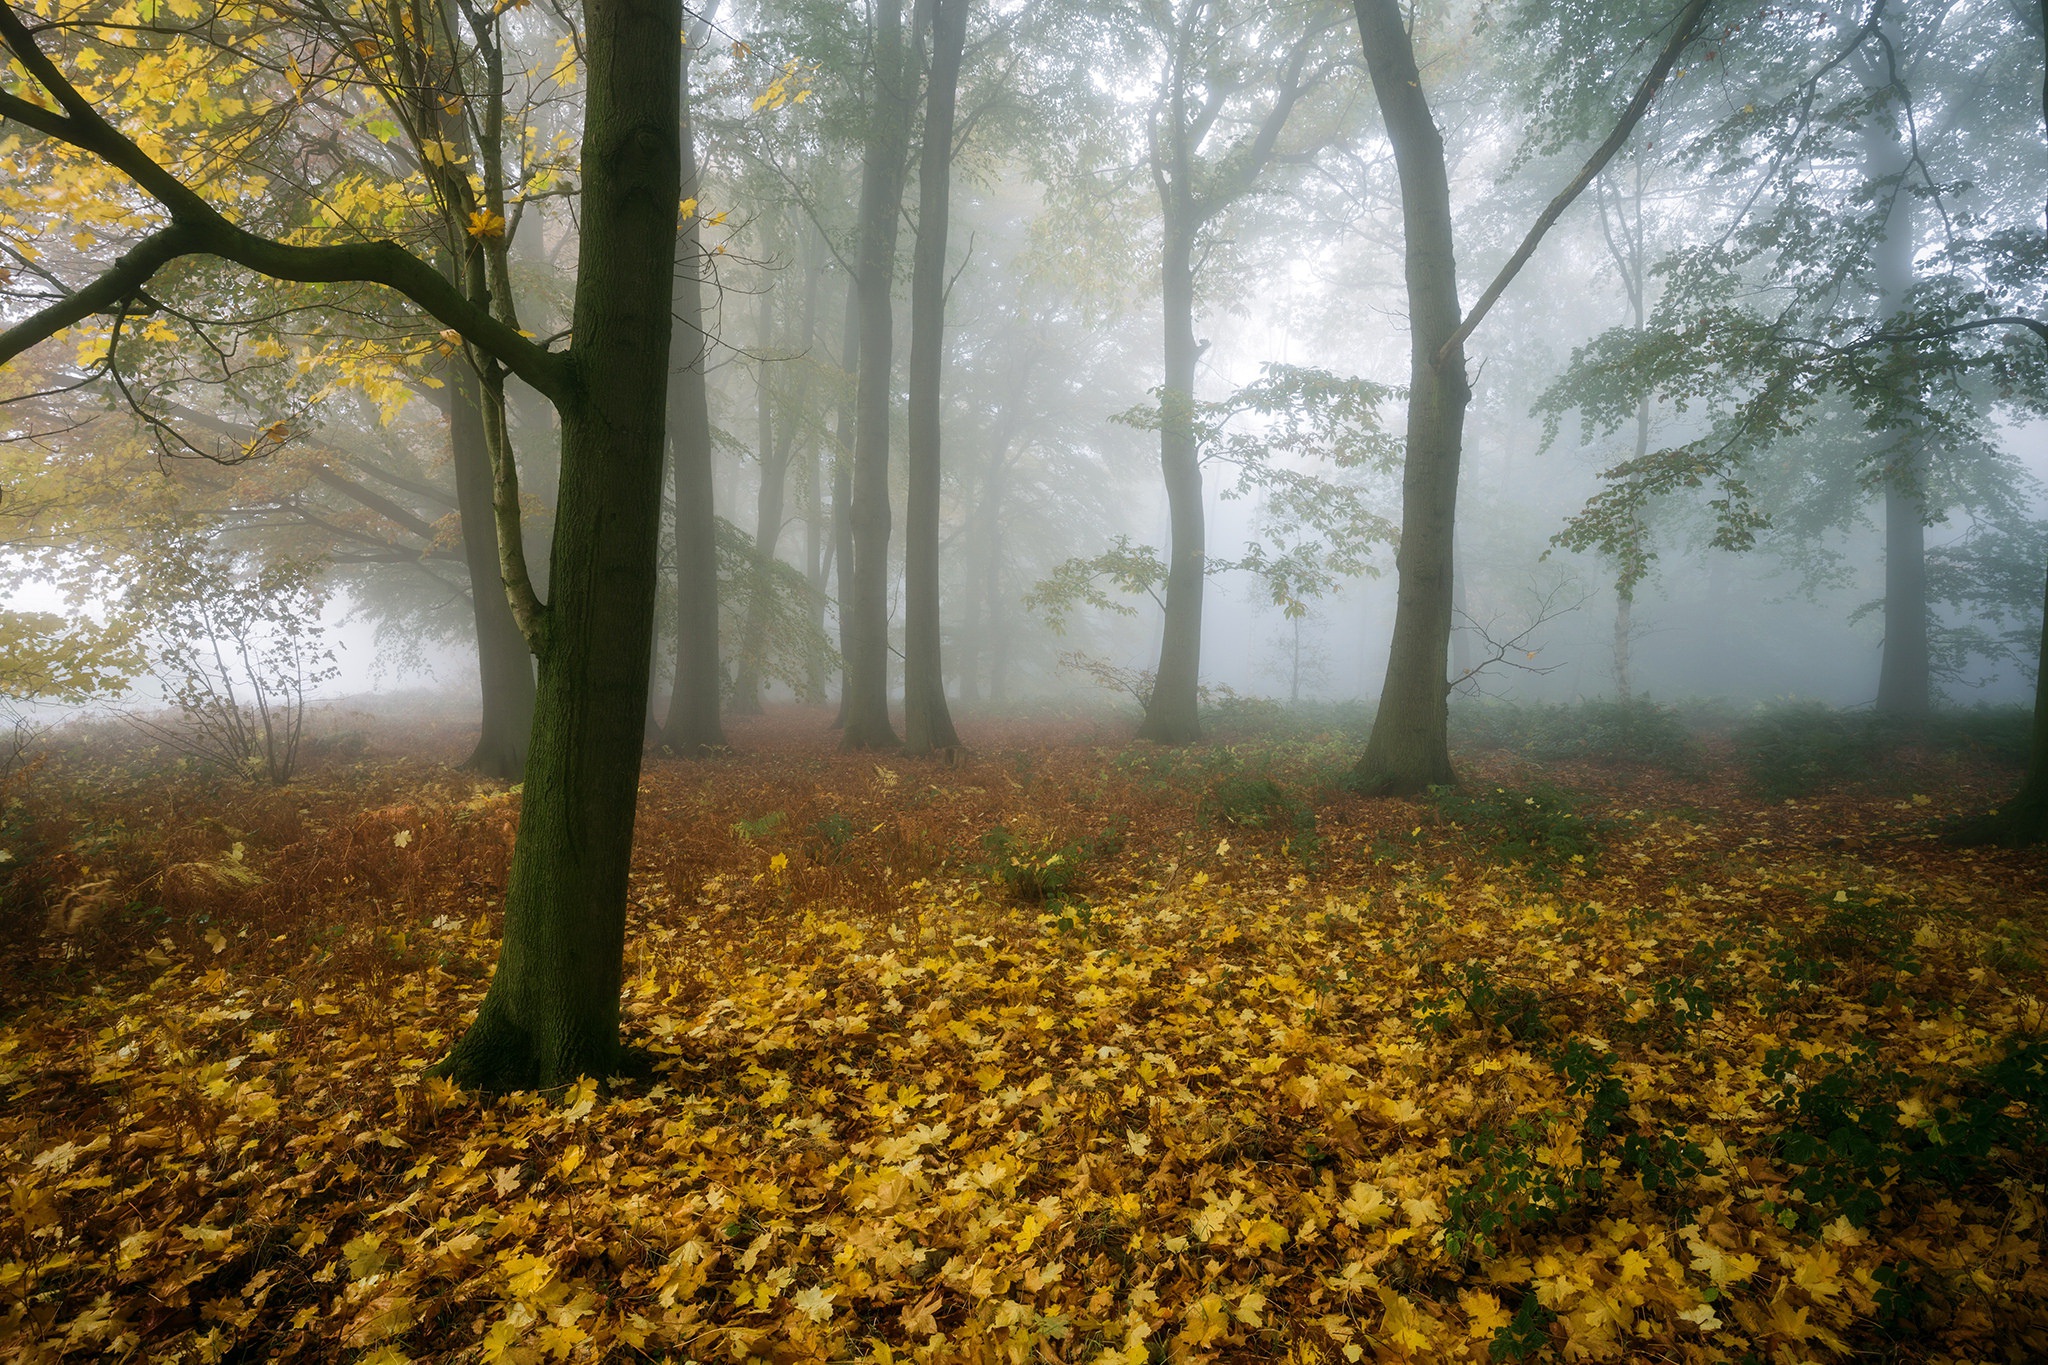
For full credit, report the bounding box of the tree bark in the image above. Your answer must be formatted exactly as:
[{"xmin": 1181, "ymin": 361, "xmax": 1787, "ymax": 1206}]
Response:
[
  {"xmin": 732, "ymin": 285, "xmax": 783, "ymax": 715},
  {"xmin": 1998, "ymin": 558, "xmax": 2048, "ymax": 842},
  {"xmin": 434, "ymin": 0, "xmax": 683, "ymax": 1089},
  {"xmin": 841, "ymin": 0, "xmax": 917, "ymax": 750},
  {"xmin": 1866, "ymin": 109, "xmax": 1931, "ymax": 716},
  {"xmin": 1349, "ymin": 0, "xmax": 1469, "ymax": 794},
  {"xmin": 662, "ymin": 37, "xmax": 726, "ymax": 754},
  {"xmin": 447, "ymin": 366, "xmax": 536, "ymax": 779},
  {"xmin": 1137, "ymin": 212, "xmax": 1207, "ymax": 743},
  {"xmin": 903, "ymin": 0, "xmax": 968, "ymax": 757},
  {"xmin": 830, "ymin": 277, "xmax": 859, "ymax": 725}
]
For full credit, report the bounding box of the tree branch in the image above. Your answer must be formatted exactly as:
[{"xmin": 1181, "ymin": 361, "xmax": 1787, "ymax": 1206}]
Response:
[
  {"xmin": 1432, "ymin": 0, "xmax": 1712, "ymax": 370},
  {"xmin": 0, "ymin": 5, "xmax": 574, "ymax": 407}
]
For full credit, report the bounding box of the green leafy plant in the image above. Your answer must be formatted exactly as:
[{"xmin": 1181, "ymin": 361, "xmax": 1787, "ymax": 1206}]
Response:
[{"xmin": 1430, "ymin": 783, "xmax": 1607, "ymax": 885}]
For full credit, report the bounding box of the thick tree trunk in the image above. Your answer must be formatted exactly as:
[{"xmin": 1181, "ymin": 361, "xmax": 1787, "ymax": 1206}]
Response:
[
  {"xmin": 662, "ymin": 45, "xmax": 726, "ymax": 754},
  {"xmin": 1138, "ymin": 217, "xmax": 1206, "ymax": 743},
  {"xmin": 903, "ymin": 0, "xmax": 968, "ymax": 757},
  {"xmin": 1350, "ymin": 0, "xmax": 1469, "ymax": 794},
  {"xmin": 447, "ymin": 367, "xmax": 536, "ymax": 778},
  {"xmin": 434, "ymin": 0, "xmax": 682, "ymax": 1090},
  {"xmin": 841, "ymin": 0, "xmax": 916, "ymax": 750}
]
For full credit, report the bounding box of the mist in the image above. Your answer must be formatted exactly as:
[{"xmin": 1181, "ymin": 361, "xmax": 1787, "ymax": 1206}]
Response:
[{"xmin": 4, "ymin": 0, "xmax": 2048, "ymax": 1357}]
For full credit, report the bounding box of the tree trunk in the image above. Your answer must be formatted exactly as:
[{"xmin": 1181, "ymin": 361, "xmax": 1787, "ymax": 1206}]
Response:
[
  {"xmin": 802, "ymin": 273, "xmax": 832, "ymax": 705},
  {"xmin": 1867, "ymin": 115, "xmax": 1931, "ymax": 716},
  {"xmin": 1997, "ymin": 559, "xmax": 2048, "ymax": 842},
  {"xmin": 1138, "ymin": 214, "xmax": 1206, "ymax": 743},
  {"xmin": 732, "ymin": 287, "xmax": 783, "ymax": 715},
  {"xmin": 448, "ymin": 366, "xmax": 536, "ymax": 779},
  {"xmin": 903, "ymin": 0, "xmax": 968, "ymax": 757},
  {"xmin": 434, "ymin": 0, "xmax": 682, "ymax": 1090},
  {"xmin": 1615, "ymin": 393, "xmax": 1648, "ymax": 703},
  {"xmin": 980, "ymin": 446, "xmax": 1010, "ymax": 702},
  {"xmin": 1350, "ymin": 0, "xmax": 1470, "ymax": 794},
  {"xmin": 841, "ymin": 0, "xmax": 917, "ymax": 750},
  {"xmin": 830, "ymin": 277, "xmax": 859, "ymax": 725},
  {"xmin": 662, "ymin": 41, "xmax": 726, "ymax": 754}
]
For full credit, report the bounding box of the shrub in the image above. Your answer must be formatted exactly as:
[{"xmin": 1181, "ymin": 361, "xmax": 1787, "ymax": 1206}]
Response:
[
  {"xmin": 974, "ymin": 826, "xmax": 1093, "ymax": 905},
  {"xmin": 1429, "ymin": 783, "xmax": 1606, "ymax": 884},
  {"xmin": 1450, "ymin": 699, "xmax": 1703, "ymax": 775},
  {"xmin": 1732, "ymin": 703, "xmax": 2031, "ymax": 800},
  {"xmin": 1731, "ymin": 705, "xmax": 1886, "ymax": 799}
]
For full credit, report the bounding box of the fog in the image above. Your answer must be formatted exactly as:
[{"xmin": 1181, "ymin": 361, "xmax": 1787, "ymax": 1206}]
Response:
[{"xmin": 3, "ymin": 0, "xmax": 2045, "ymax": 759}]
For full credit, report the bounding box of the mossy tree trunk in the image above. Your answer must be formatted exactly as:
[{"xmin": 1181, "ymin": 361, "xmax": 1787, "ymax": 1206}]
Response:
[{"xmin": 435, "ymin": 0, "xmax": 683, "ymax": 1089}]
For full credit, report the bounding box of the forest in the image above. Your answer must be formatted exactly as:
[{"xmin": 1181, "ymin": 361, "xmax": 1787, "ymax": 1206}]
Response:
[{"xmin": 2, "ymin": 0, "xmax": 2047, "ymax": 1359}]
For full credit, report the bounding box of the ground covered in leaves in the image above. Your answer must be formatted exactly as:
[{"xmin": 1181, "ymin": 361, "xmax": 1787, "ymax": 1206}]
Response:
[{"xmin": 2, "ymin": 705, "xmax": 2045, "ymax": 1363}]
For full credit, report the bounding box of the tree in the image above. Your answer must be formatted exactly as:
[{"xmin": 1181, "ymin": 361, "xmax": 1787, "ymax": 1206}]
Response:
[
  {"xmin": 663, "ymin": 8, "xmax": 727, "ymax": 755},
  {"xmin": 840, "ymin": 0, "xmax": 920, "ymax": 750},
  {"xmin": 902, "ymin": 0, "xmax": 970, "ymax": 757},
  {"xmin": 1, "ymin": 0, "xmax": 687, "ymax": 1086},
  {"xmin": 1127, "ymin": 0, "xmax": 1349, "ymax": 744},
  {"xmin": 1345, "ymin": 0, "xmax": 1708, "ymax": 794}
]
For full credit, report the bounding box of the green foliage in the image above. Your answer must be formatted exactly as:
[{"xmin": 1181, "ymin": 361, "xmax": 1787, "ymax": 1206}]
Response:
[
  {"xmin": 1198, "ymin": 771, "xmax": 1318, "ymax": 865},
  {"xmin": 974, "ymin": 826, "xmax": 1098, "ymax": 906},
  {"xmin": 1762, "ymin": 1037, "xmax": 2048, "ymax": 1232},
  {"xmin": 1429, "ymin": 783, "xmax": 1606, "ymax": 884},
  {"xmin": 730, "ymin": 811, "xmax": 787, "ymax": 842},
  {"xmin": 712, "ymin": 517, "xmax": 836, "ymax": 698},
  {"xmin": 1025, "ymin": 538, "xmax": 1167, "ymax": 636},
  {"xmin": 1416, "ymin": 960, "xmax": 1547, "ymax": 1042},
  {"xmin": 1453, "ymin": 699, "xmax": 1704, "ymax": 775},
  {"xmin": 1731, "ymin": 705, "xmax": 2031, "ymax": 799},
  {"xmin": 1032, "ymin": 365, "xmax": 1400, "ymax": 631},
  {"xmin": 804, "ymin": 812, "xmax": 856, "ymax": 861},
  {"xmin": 1488, "ymin": 1291, "xmax": 1557, "ymax": 1362}
]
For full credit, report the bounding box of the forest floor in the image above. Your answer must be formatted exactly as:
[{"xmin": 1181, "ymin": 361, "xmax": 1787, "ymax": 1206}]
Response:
[{"xmin": 1, "ymin": 705, "xmax": 2044, "ymax": 1364}]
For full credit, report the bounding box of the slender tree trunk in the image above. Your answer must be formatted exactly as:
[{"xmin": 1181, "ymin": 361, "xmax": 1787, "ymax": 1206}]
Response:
[
  {"xmin": 1138, "ymin": 214, "xmax": 1206, "ymax": 743},
  {"xmin": 733, "ymin": 285, "xmax": 784, "ymax": 715},
  {"xmin": 802, "ymin": 273, "xmax": 832, "ymax": 705},
  {"xmin": 1615, "ymin": 394, "xmax": 1648, "ymax": 702},
  {"xmin": 434, "ymin": 0, "xmax": 682, "ymax": 1090},
  {"xmin": 980, "ymin": 448, "xmax": 1010, "ymax": 702},
  {"xmin": 903, "ymin": 0, "xmax": 968, "ymax": 757},
  {"xmin": 1349, "ymin": 0, "xmax": 1470, "ymax": 794},
  {"xmin": 830, "ymin": 277, "xmax": 859, "ymax": 725},
  {"xmin": 662, "ymin": 41, "xmax": 725, "ymax": 753},
  {"xmin": 841, "ymin": 0, "xmax": 917, "ymax": 749},
  {"xmin": 448, "ymin": 367, "xmax": 536, "ymax": 778},
  {"xmin": 1868, "ymin": 117, "xmax": 1931, "ymax": 715}
]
